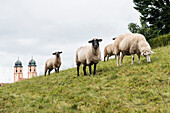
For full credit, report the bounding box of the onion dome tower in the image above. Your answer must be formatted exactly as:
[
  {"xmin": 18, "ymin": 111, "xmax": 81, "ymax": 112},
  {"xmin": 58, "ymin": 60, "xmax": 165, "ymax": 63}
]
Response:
[
  {"xmin": 14, "ymin": 58, "xmax": 23, "ymax": 82},
  {"xmin": 28, "ymin": 57, "xmax": 37, "ymax": 79}
]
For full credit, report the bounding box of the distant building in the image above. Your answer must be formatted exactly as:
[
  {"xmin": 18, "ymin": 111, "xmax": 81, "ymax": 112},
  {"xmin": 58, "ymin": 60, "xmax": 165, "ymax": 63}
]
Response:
[
  {"xmin": 28, "ymin": 59, "xmax": 37, "ymax": 78},
  {"xmin": 14, "ymin": 58, "xmax": 37, "ymax": 83},
  {"xmin": 14, "ymin": 59, "xmax": 24, "ymax": 82}
]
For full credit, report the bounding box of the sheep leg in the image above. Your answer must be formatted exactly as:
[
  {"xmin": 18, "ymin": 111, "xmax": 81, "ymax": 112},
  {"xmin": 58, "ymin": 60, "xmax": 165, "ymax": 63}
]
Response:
[
  {"xmin": 44, "ymin": 68, "xmax": 47, "ymax": 76},
  {"xmin": 116, "ymin": 55, "xmax": 120, "ymax": 67},
  {"xmin": 89, "ymin": 64, "xmax": 92, "ymax": 76},
  {"xmin": 55, "ymin": 67, "xmax": 59, "ymax": 73},
  {"xmin": 83, "ymin": 65, "xmax": 87, "ymax": 76},
  {"xmin": 104, "ymin": 55, "xmax": 106, "ymax": 62},
  {"xmin": 138, "ymin": 55, "xmax": 141, "ymax": 64},
  {"xmin": 93, "ymin": 63, "xmax": 97, "ymax": 75},
  {"xmin": 107, "ymin": 55, "xmax": 109, "ymax": 61},
  {"xmin": 57, "ymin": 67, "xmax": 59, "ymax": 73},
  {"xmin": 131, "ymin": 54, "xmax": 135, "ymax": 65},
  {"xmin": 120, "ymin": 54, "xmax": 124, "ymax": 66},
  {"xmin": 48, "ymin": 69, "xmax": 51, "ymax": 75},
  {"xmin": 77, "ymin": 62, "xmax": 81, "ymax": 76},
  {"xmin": 55, "ymin": 68, "xmax": 57, "ymax": 73},
  {"xmin": 104, "ymin": 51, "xmax": 107, "ymax": 62}
]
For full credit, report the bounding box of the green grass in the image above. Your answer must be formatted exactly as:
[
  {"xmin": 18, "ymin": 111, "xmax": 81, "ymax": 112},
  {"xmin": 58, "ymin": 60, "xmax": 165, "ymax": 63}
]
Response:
[{"xmin": 0, "ymin": 46, "xmax": 170, "ymax": 112}]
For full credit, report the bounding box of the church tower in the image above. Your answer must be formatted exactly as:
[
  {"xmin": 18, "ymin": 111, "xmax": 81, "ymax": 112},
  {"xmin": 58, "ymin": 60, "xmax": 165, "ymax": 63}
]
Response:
[
  {"xmin": 14, "ymin": 59, "xmax": 23, "ymax": 82},
  {"xmin": 28, "ymin": 58, "xmax": 37, "ymax": 78}
]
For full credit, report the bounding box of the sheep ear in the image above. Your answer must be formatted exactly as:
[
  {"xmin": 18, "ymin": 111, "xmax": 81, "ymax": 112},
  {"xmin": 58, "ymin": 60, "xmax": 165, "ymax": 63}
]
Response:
[
  {"xmin": 59, "ymin": 51, "xmax": 62, "ymax": 54},
  {"xmin": 88, "ymin": 40, "xmax": 93, "ymax": 43},
  {"xmin": 151, "ymin": 51, "xmax": 154, "ymax": 54},
  {"xmin": 52, "ymin": 53, "xmax": 56, "ymax": 55},
  {"xmin": 112, "ymin": 37, "xmax": 116, "ymax": 40},
  {"xmin": 98, "ymin": 39, "xmax": 102, "ymax": 42}
]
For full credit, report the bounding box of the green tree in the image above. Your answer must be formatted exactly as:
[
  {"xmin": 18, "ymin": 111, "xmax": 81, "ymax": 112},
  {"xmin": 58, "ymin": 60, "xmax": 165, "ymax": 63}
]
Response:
[
  {"xmin": 128, "ymin": 19, "xmax": 160, "ymax": 40},
  {"xmin": 133, "ymin": 0, "xmax": 170, "ymax": 34},
  {"xmin": 128, "ymin": 23, "xmax": 140, "ymax": 33}
]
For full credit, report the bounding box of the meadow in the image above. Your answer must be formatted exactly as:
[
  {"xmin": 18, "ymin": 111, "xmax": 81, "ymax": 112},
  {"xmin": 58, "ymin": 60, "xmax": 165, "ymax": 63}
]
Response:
[{"xmin": 0, "ymin": 45, "xmax": 169, "ymax": 112}]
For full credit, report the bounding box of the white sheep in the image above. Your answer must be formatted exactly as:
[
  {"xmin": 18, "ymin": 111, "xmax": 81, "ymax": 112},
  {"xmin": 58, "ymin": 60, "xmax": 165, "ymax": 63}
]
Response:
[
  {"xmin": 104, "ymin": 38, "xmax": 116, "ymax": 61},
  {"xmin": 44, "ymin": 51, "xmax": 62, "ymax": 76},
  {"xmin": 114, "ymin": 33, "xmax": 154, "ymax": 66},
  {"xmin": 76, "ymin": 38, "xmax": 102, "ymax": 76}
]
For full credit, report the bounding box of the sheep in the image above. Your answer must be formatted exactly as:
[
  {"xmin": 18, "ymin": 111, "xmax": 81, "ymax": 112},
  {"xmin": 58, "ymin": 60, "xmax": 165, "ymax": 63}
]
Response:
[
  {"xmin": 113, "ymin": 33, "xmax": 134, "ymax": 66},
  {"xmin": 76, "ymin": 38, "xmax": 102, "ymax": 76},
  {"xmin": 114, "ymin": 33, "xmax": 154, "ymax": 66},
  {"xmin": 104, "ymin": 38, "xmax": 116, "ymax": 61},
  {"xmin": 44, "ymin": 51, "xmax": 62, "ymax": 76}
]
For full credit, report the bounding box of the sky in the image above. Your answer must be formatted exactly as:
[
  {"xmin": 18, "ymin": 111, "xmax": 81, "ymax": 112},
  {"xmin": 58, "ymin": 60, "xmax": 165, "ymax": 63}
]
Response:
[{"xmin": 0, "ymin": 0, "xmax": 140, "ymax": 83}]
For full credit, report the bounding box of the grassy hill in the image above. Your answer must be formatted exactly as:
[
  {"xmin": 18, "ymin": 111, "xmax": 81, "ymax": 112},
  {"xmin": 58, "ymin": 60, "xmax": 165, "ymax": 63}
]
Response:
[{"xmin": 0, "ymin": 45, "xmax": 169, "ymax": 112}]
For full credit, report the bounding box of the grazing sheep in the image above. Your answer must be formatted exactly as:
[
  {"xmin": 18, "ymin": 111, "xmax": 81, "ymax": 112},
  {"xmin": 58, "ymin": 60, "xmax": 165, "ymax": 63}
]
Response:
[
  {"xmin": 114, "ymin": 33, "xmax": 154, "ymax": 66},
  {"xmin": 76, "ymin": 38, "xmax": 102, "ymax": 76},
  {"xmin": 104, "ymin": 38, "xmax": 116, "ymax": 62},
  {"xmin": 44, "ymin": 51, "xmax": 62, "ymax": 76}
]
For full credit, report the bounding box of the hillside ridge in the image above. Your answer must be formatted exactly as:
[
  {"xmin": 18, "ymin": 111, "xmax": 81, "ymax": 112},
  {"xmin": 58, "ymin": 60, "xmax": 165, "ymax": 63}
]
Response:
[{"xmin": 0, "ymin": 46, "xmax": 169, "ymax": 112}]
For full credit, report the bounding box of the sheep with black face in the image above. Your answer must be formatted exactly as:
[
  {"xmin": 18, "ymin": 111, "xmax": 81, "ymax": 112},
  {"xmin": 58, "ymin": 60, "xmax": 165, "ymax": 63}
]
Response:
[
  {"xmin": 76, "ymin": 38, "xmax": 102, "ymax": 76},
  {"xmin": 44, "ymin": 51, "xmax": 62, "ymax": 76}
]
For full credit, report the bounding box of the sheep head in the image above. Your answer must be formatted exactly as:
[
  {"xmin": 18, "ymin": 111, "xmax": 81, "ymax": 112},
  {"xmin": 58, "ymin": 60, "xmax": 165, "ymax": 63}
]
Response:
[
  {"xmin": 53, "ymin": 51, "xmax": 62, "ymax": 57},
  {"xmin": 88, "ymin": 38, "xmax": 102, "ymax": 50},
  {"xmin": 141, "ymin": 50, "xmax": 154, "ymax": 63}
]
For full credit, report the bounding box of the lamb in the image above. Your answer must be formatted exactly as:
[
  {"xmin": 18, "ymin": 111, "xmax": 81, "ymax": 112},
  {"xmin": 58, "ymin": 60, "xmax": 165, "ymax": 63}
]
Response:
[
  {"xmin": 114, "ymin": 33, "xmax": 154, "ymax": 66},
  {"xmin": 44, "ymin": 51, "xmax": 62, "ymax": 76},
  {"xmin": 104, "ymin": 38, "xmax": 116, "ymax": 61},
  {"xmin": 76, "ymin": 38, "xmax": 102, "ymax": 76}
]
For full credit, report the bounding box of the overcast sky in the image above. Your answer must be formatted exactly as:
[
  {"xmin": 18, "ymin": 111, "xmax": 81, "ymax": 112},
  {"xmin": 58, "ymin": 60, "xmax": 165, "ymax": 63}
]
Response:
[{"xmin": 0, "ymin": 0, "xmax": 140, "ymax": 83}]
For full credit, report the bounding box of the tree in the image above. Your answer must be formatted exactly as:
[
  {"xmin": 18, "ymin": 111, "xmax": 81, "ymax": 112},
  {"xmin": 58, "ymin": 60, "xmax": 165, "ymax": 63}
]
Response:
[
  {"xmin": 128, "ymin": 23, "xmax": 140, "ymax": 33},
  {"xmin": 128, "ymin": 19, "xmax": 160, "ymax": 40},
  {"xmin": 133, "ymin": 0, "xmax": 170, "ymax": 35}
]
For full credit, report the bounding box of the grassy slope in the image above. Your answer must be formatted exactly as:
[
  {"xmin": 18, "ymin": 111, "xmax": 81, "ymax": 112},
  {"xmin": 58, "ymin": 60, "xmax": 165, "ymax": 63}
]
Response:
[{"xmin": 0, "ymin": 46, "xmax": 169, "ymax": 112}]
